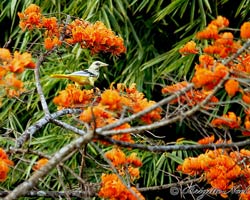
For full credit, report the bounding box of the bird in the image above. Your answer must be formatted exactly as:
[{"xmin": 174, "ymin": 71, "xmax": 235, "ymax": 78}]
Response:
[{"xmin": 50, "ymin": 61, "xmax": 108, "ymax": 86}]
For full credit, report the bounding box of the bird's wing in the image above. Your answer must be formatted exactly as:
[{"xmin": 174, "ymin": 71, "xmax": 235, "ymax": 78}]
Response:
[{"xmin": 70, "ymin": 70, "xmax": 97, "ymax": 77}]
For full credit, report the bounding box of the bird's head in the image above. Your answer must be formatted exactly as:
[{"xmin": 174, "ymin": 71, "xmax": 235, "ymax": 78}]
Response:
[{"xmin": 89, "ymin": 61, "xmax": 108, "ymax": 71}]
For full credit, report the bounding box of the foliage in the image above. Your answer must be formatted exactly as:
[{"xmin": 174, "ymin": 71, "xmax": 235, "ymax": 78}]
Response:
[{"xmin": 2, "ymin": 1, "xmax": 250, "ymax": 200}]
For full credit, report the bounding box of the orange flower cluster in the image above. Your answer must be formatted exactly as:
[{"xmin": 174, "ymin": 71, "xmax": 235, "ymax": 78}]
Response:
[
  {"xmin": 211, "ymin": 112, "xmax": 241, "ymax": 129},
  {"xmin": 53, "ymin": 83, "xmax": 161, "ymax": 143},
  {"xmin": 53, "ymin": 84, "xmax": 95, "ymax": 109},
  {"xmin": 178, "ymin": 17, "xmax": 250, "ymax": 104},
  {"xmin": 179, "ymin": 41, "xmax": 198, "ymax": 55},
  {"xmin": 197, "ymin": 135, "xmax": 215, "ymax": 145},
  {"xmin": 243, "ymin": 112, "xmax": 250, "ymax": 136},
  {"xmin": 161, "ymin": 81, "xmax": 219, "ymax": 106},
  {"xmin": 224, "ymin": 79, "xmax": 240, "ymax": 96},
  {"xmin": 234, "ymin": 54, "xmax": 250, "ymax": 75},
  {"xmin": 105, "ymin": 148, "xmax": 142, "ymax": 168},
  {"xmin": 178, "ymin": 147, "xmax": 250, "ymax": 199},
  {"xmin": 99, "ymin": 147, "xmax": 144, "ymax": 200},
  {"xmin": 18, "ymin": 4, "xmax": 126, "ymax": 55},
  {"xmin": 192, "ymin": 62, "xmax": 228, "ymax": 90},
  {"xmin": 67, "ymin": 20, "xmax": 126, "ymax": 55},
  {"xmin": 196, "ymin": 16, "xmax": 229, "ymax": 40},
  {"xmin": 32, "ymin": 158, "xmax": 49, "ymax": 171},
  {"xmin": 0, "ymin": 148, "xmax": 14, "ymax": 182},
  {"xmin": 240, "ymin": 22, "xmax": 250, "ymax": 39},
  {"xmin": 79, "ymin": 83, "xmax": 162, "ymax": 124},
  {"xmin": 0, "ymin": 48, "xmax": 35, "ymax": 98},
  {"xmin": 98, "ymin": 174, "xmax": 145, "ymax": 200}
]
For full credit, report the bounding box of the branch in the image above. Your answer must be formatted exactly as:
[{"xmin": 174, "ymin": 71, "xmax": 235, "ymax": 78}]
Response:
[
  {"xmin": 103, "ymin": 137, "xmax": 250, "ymax": 152},
  {"xmin": 0, "ymin": 189, "xmax": 98, "ymax": 198},
  {"xmin": 51, "ymin": 118, "xmax": 86, "ymax": 135},
  {"xmin": 222, "ymin": 39, "xmax": 250, "ymax": 65},
  {"xmin": 34, "ymin": 53, "xmax": 50, "ymax": 115},
  {"xmin": 138, "ymin": 177, "xmax": 202, "ymax": 192},
  {"xmin": 15, "ymin": 108, "xmax": 81, "ymax": 148},
  {"xmin": 4, "ymin": 131, "xmax": 94, "ymax": 200}
]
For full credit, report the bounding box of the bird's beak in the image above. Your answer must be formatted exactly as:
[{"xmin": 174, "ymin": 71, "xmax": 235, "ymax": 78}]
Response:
[{"xmin": 100, "ymin": 62, "xmax": 108, "ymax": 67}]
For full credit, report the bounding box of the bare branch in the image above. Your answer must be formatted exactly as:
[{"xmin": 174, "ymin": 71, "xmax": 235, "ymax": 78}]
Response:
[
  {"xmin": 103, "ymin": 137, "xmax": 250, "ymax": 152},
  {"xmin": 15, "ymin": 108, "xmax": 82, "ymax": 148},
  {"xmin": 0, "ymin": 190, "xmax": 97, "ymax": 198},
  {"xmin": 138, "ymin": 177, "xmax": 202, "ymax": 192}
]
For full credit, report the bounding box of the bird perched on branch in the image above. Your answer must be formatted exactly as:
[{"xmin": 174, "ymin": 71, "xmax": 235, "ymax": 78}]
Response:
[{"xmin": 51, "ymin": 61, "xmax": 108, "ymax": 86}]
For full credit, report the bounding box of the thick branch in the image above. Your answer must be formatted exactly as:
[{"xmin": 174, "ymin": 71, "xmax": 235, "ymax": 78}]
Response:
[
  {"xmin": 15, "ymin": 108, "xmax": 81, "ymax": 148},
  {"xmin": 4, "ymin": 131, "xmax": 94, "ymax": 200}
]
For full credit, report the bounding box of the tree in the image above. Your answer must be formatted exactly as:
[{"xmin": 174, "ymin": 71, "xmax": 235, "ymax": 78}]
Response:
[{"xmin": 2, "ymin": 3, "xmax": 250, "ymax": 200}]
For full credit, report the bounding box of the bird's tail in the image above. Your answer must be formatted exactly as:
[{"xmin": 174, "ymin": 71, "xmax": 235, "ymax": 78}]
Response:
[{"xmin": 50, "ymin": 74, "xmax": 70, "ymax": 79}]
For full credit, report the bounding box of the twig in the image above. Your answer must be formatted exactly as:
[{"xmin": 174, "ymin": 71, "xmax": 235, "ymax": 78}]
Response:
[
  {"xmin": 103, "ymin": 137, "xmax": 250, "ymax": 152},
  {"xmin": 138, "ymin": 177, "xmax": 202, "ymax": 192}
]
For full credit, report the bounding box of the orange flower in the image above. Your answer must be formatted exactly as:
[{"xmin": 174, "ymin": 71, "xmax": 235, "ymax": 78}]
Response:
[
  {"xmin": 44, "ymin": 36, "xmax": 62, "ymax": 50},
  {"xmin": 18, "ymin": 4, "xmax": 42, "ymax": 30},
  {"xmin": 198, "ymin": 55, "xmax": 214, "ymax": 68},
  {"xmin": 42, "ymin": 17, "xmax": 59, "ymax": 37},
  {"xmin": 0, "ymin": 160, "xmax": 11, "ymax": 182},
  {"xmin": 0, "ymin": 148, "xmax": 14, "ymax": 182},
  {"xmin": 79, "ymin": 105, "xmax": 114, "ymax": 127},
  {"xmin": 112, "ymin": 133, "xmax": 134, "ymax": 143},
  {"xmin": 105, "ymin": 148, "xmax": 126, "ymax": 167},
  {"xmin": 0, "ymin": 67, "xmax": 7, "ymax": 79},
  {"xmin": 243, "ymin": 117, "xmax": 250, "ymax": 136},
  {"xmin": 179, "ymin": 41, "xmax": 198, "ymax": 55},
  {"xmin": 198, "ymin": 135, "xmax": 215, "ymax": 145},
  {"xmin": 126, "ymin": 153, "xmax": 142, "ymax": 167},
  {"xmin": 210, "ymin": 16, "xmax": 229, "ymax": 28},
  {"xmin": 100, "ymin": 89, "xmax": 123, "ymax": 110},
  {"xmin": 162, "ymin": 81, "xmax": 188, "ymax": 94},
  {"xmin": 70, "ymin": 20, "xmax": 126, "ymax": 55},
  {"xmin": 192, "ymin": 67, "xmax": 216, "ymax": 88},
  {"xmin": 215, "ymin": 32, "xmax": 234, "ymax": 46},
  {"xmin": 32, "ymin": 158, "xmax": 49, "ymax": 171},
  {"xmin": 211, "ymin": 112, "xmax": 241, "ymax": 129},
  {"xmin": 242, "ymin": 92, "xmax": 250, "ymax": 104},
  {"xmin": 132, "ymin": 100, "xmax": 161, "ymax": 124},
  {"xmin": 0, "ymin": 48, "xmax": 12, "ymax": 61},
  {"xmin": 128, "ymin": 166, "xmax": 140, "ymax": 179},
  {"xmin": 224, "ymin": 79, "xmax": 239, "ymax": 97},
  {"xmin": 98, "ymin": 173, "xmax": 145, "ymax": 200},
  {"xmin": 10, "ymin": 51, "xmax": 35, "ymax": 73},
  {"xmin": 241, "ymin": 22, "xmax": 250, "ymax": 39},
  {"xmin": 53, "ymin": 84, "xmax": 95, "ymax": 108},
  {"xmin": 5, "ymin": 74, "xmax": 24, "ymax": 89},
  {"xmin": 109, "ymin": 120, "xmax": 134, "ymax": 143},
  {"xmin": 162, "ymin": 82, "xmax": 218, "ymax": 106},
  {"xmin": 196, "ymin": 24, "xmax": 219, "ymax": 40}
]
